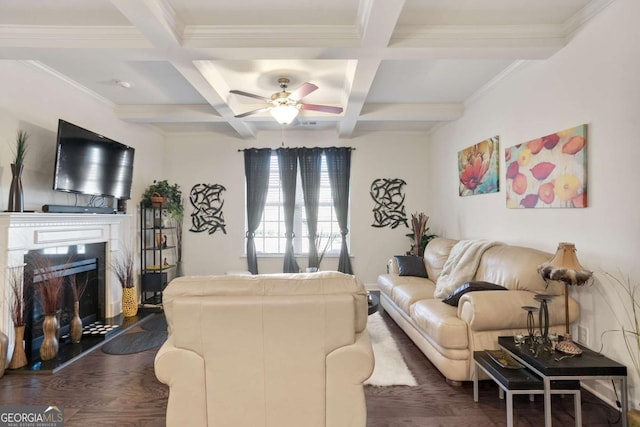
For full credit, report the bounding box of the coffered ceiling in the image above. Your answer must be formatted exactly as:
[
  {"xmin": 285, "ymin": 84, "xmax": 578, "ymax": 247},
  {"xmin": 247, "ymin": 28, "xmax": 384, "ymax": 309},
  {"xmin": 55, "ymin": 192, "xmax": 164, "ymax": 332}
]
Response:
[{"xmin": 0, "ymin": 0, "xmax": 613, "ymax": 138}]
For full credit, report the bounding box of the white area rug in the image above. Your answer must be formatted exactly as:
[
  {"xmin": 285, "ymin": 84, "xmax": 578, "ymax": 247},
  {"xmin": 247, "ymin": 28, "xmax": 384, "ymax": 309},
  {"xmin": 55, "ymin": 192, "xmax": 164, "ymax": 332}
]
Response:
[{"xmin": 365, "ymin": 312, "xmax": 417, "ymax": 386}]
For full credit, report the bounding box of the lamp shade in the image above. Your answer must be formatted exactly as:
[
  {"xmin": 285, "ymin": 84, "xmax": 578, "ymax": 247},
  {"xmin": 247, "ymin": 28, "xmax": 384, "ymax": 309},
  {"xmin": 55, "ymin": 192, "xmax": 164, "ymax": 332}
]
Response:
[
  {"xmin": 538, "ymin": 242, "xmax": 592, "ymax": 287},
  {"xmin": 270, "ymin": 104, "xmax": 299, "ymax": 125}
]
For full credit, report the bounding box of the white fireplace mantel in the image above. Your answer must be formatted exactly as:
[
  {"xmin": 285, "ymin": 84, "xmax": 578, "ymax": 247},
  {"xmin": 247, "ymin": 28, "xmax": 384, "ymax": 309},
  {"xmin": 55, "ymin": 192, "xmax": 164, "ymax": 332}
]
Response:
[{"xmin": 0, "ymin": 212, "xmax": 132, "ymax": 355}]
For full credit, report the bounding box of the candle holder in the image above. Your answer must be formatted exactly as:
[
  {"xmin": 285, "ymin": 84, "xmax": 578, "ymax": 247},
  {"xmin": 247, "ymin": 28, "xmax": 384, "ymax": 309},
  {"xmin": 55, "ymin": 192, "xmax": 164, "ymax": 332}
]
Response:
[
  {"xmin": 522, "ymin": 306, "xmax": 538, "ymax": 342},
  {"xmin": 534, "ymin": 294, "xmax": 554, "ymax": 341}
]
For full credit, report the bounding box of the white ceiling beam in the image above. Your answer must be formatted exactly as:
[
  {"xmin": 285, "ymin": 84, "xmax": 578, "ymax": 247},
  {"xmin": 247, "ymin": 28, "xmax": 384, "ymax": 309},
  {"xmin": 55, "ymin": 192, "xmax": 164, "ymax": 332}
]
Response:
[
  {"xmin": 110, "ymin": 0, "xmax": 183, "ymax": 48},
  {"xmin": 115, "ymin": 104, "xmax": 221, "ymax": 123},
  {"xmin": 339, "ymin": 0, "xmax": 405, "ymax": 138},
  {"xmin": 172, "ymin": 59, "xmax": 256, "ymax": 139}
]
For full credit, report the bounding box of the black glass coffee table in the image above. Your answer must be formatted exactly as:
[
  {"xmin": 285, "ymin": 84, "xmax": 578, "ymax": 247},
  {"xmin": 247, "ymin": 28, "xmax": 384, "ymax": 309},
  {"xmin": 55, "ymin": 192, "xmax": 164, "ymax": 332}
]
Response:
[{"xmin": 498, "ymin": 336, "xmax": 628, "ymax": 427}]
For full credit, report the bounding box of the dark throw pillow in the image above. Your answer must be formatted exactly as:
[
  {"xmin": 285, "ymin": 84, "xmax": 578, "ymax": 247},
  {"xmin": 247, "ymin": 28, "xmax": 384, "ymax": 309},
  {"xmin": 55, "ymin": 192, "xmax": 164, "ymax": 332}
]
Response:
[
  {"xmin": 394, "ymin": 255, "xmax": 427, "ymax": 278},
  {"xmin": 442, "ymin": 281, "xmax": 507, "ymax": 306}
]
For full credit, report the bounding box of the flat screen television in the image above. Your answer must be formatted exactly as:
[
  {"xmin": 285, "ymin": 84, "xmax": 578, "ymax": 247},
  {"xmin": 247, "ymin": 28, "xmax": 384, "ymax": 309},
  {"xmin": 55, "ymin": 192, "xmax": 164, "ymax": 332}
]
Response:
[{"xmin": 53, "ymin": 119, "xmax": 135, "ymax": 200}]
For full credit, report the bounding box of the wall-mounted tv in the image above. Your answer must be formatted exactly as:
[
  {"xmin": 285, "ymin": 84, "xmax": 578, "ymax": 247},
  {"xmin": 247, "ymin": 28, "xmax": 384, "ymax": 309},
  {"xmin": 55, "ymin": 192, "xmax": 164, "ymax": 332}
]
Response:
[{"xmin": 53, "ymin": 119, "xmax": 135, "ymax": 200}]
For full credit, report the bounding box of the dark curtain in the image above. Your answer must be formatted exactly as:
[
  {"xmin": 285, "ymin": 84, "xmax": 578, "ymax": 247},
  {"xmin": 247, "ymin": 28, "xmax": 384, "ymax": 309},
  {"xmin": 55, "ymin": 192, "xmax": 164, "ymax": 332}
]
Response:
[
  {"xmin": 244, "ymin": 148, "xmax": 272, "ymax": 274},
  {"xmin": 276, "ymin": 148, "xmax": 300, "ymax": 273},
  {"xmin": 298, "ymin": 148, "xmax": 323, "ymax": 269},
  {"xmin": 325, "ymin": 147, "xmax": 353, "ymax": 274}
]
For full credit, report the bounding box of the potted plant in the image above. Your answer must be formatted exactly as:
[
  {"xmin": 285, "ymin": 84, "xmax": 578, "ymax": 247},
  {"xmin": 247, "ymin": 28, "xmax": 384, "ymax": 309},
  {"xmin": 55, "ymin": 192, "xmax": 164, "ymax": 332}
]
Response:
[
  {"xmin": 405, "ymin": 213, "xmax": 436, "ymax": 256},
  {"xmin": 141, "ymin": 180, "xmax": 184, "ymax": 221},
  {"xmin": 111, "ymin": 247, "xmax": 137, "ymax": 317},
  {"xmin": 8, "ymin": 130, "xmax": 29, "ymax": 212}
]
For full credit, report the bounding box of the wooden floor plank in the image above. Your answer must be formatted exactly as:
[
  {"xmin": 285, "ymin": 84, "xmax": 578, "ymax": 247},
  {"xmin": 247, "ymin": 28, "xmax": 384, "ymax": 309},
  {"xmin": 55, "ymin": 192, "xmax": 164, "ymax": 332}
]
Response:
[{"xmin": 0, "ymin": 314, "xmax": 624, "ymax": 426}]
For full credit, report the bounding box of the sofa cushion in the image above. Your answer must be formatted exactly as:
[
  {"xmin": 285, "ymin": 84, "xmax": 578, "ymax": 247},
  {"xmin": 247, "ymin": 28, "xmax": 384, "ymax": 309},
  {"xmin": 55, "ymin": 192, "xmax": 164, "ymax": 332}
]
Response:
[
  {"xmin": 394, "ymin": 255, "xmax": 428, "ymax": 278},
  {"xmin": 424, "ymin": 238, "xmax": 458, "ymax": 281},
  {"xmin": 411, "ymin": 300, "xmax": 468, "ymax": 349},
  {"xmin": 390, "ymin": 281, "xmax": 436, "ymax": 313},
  {"xmin": 474, "ymin": 245, "xmax": 564, "ymax": 296},
  {"xmin": 442, "ymin": 281, "xmax": 507, "ymax": 307}
]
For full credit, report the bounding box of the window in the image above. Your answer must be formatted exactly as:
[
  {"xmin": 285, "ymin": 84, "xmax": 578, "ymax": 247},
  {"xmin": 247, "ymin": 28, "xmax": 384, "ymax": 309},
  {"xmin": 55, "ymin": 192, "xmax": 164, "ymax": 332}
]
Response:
[{"xmin": 253, "ymin": 153, "xmax": 344, "ymax": 255}]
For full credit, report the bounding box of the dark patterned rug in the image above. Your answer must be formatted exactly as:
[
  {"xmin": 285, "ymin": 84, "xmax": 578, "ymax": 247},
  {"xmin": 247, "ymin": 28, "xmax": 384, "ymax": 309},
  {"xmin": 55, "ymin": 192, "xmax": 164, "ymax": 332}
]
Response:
[
  {"xmin": 101, "ymin": 330, "xmax": 167, "ymax": 355},
  {"xmin": 140, "ymin": 313, "xmax": 167, "ymax": 332}
]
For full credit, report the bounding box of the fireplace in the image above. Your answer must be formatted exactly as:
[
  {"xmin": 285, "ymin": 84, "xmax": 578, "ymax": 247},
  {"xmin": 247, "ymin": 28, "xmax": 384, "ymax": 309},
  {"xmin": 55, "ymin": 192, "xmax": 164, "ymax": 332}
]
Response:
[
  {"xmin": 24, "ymin": 243, "xmax": 106, "ymax": 359},
  {"xmin": 0, "ymin": 212, "xmax": 131, "ymax": 369}
]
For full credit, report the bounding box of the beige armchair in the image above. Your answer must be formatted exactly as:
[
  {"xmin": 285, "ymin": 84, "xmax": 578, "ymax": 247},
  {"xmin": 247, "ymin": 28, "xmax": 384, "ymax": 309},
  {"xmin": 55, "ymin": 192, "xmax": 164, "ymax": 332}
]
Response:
[{"xmin": 155, "ymin": 271, "xmax": 374, "ymax": 427}]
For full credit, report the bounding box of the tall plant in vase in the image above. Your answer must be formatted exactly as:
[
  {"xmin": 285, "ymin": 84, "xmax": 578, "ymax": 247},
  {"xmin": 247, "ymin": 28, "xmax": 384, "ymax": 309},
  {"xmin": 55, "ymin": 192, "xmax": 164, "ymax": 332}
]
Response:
[
  {"xmin": 112, "ymin": 247, "xmax": 137, "ymax": 317},
  {"xmin": 32, "ymin": 255, "xmax": 63, "ymax": 362},
  {"xmin": 8, "ymin": 264, "xmax": 29, "ymax": 369},
  {"xmin": 8, "ymin": 130, "xmax": 29, "ymax": 212}
]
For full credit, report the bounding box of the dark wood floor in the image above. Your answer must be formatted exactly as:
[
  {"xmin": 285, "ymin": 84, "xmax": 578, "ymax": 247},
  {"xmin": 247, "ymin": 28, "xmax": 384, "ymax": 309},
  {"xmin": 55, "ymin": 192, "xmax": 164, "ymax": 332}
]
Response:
[{"xmin": 0, "ymin": 313, "xmax": 624, "ymax": 426}]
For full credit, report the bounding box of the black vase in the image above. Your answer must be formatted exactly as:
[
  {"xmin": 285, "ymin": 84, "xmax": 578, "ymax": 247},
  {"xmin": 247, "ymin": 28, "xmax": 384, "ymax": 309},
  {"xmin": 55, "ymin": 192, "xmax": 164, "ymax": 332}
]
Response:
[{"xmin": 8, "ymin": 163, "xmax": 24, "ymax": 212}]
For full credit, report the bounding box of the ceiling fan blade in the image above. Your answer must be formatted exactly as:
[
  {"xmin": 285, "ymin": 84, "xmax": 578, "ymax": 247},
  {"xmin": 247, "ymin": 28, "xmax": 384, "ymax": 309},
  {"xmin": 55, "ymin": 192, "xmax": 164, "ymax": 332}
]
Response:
[
  {"xmin": 230, "ymin": 90, "xmax": 271, "ymax": 102},
  {"xmin": 299, "ymin": 103, "xmax": 343, "ymax": 114},
  {"xmin": 288, "ymin": 82, "xmax": 318, "ymax": 101},
  {"xmin": 234, "ymin": 107, "xmax": 271, "ymax": 118}
]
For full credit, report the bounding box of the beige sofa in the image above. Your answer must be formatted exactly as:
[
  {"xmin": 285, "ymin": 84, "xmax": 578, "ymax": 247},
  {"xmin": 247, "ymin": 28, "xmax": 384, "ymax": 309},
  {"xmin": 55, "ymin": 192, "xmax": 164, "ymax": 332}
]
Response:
[
  {"xmin": 155, "ymin": 271, "xmax": 374, "ymax": 427},
  {"xmin": 377, "ymin": 237, "xmax": 579, "ymax": 383}
]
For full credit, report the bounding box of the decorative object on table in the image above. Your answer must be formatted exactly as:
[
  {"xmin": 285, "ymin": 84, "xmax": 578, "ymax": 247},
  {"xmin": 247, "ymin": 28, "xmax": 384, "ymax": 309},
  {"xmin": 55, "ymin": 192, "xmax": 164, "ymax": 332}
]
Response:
[
  {"xmin": 68, "ymin": 275, "xmax": 87, "ymax": 344},
  {"xmin": 370, "ymin": 178, "xmax": 408, "ymax": 229},
  {"xmin": 458, "ymin": 136, "xmax": 499, "ymax": 196},
  {"xmin": 522, "ymin": 305, "xmax": 539, "ymax": 340},
  {"xmin": 485, "ymin": 349, "xmax": 524, "ymax": 369},
  {"xmin": 189, "ymin": 183, "xmax": 227, "ymax": 235},
  {"xmin": 32, "ymin": 255, "xmax": 64, "ymax": 361},
  {"xmin": 409, "ymin": 212, "xmax": 431, "ymax": 257},
  {"xmin": 8, "ymin": 264, "xmax": 28, "ymax": 369},
  {"xmin": 505, "ymin": 124, "xmax": 587, "ymax": 208},
  {"xmin": 111, "ymin": 246, "xmax": 138, "ymax": 317},
  {"xmin": 538, "ymin": 242, "xmax": 593, "ymax": 355},
  {"xmin": 7, "ymin": 129, "xmax": 29, "ymax": 212},
  {"xmin": 534, "ymin": 294, "xmax": 554, "ymax": 340}
]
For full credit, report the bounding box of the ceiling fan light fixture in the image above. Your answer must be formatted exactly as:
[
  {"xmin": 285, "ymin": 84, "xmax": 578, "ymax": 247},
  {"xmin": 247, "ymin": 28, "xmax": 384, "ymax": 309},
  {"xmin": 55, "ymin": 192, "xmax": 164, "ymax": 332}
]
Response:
[{"xmin": 270, "ymin": 104, "xmax": 299, "ymax": 125}]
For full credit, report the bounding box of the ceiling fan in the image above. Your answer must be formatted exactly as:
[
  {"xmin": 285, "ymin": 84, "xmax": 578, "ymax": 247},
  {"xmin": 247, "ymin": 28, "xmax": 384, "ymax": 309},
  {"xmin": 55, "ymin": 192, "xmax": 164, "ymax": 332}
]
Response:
[{"xmin": 230, "ymin": 78, "xmax": 343, "ymax": 125}]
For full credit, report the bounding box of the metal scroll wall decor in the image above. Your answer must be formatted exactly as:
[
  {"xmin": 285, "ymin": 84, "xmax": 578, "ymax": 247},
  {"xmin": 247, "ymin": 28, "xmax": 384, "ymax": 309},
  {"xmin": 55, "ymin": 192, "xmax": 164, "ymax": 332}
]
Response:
[
  {"xmin": 370, "ymin": 178, "xmax": 409, "ymax": 229},
  {"xmin": 189, "ymin": 183, "xmax": 227, "ymax": 235}
]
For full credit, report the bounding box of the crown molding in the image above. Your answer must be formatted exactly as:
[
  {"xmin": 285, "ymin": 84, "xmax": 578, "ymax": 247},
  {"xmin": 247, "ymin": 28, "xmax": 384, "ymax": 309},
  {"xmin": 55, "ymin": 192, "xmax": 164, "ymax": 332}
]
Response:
[
  {"xmin": 392, "ymin": 24, "xmax": 565, "ymax": 48},
  {"xmin": 182, "ymin": 25, "xmax": 360, "ymax": 48},
  {"xmin": 464, "ymin": 60, "xmax": 527, "ymax": 107},
  {"xmin": 115, "ymin": 104, "xmax": 221, "ymax": 123},
  {"xmin": 0, "ymin": 25, "xmax": 149, "ymax": 48},
  {"xmin": 22, "ymin": 60, "xmax": 115, "ymax": 108},
  {"xmin": 562, "ymin": 0, "xmax": 616, "ymax": 41}
]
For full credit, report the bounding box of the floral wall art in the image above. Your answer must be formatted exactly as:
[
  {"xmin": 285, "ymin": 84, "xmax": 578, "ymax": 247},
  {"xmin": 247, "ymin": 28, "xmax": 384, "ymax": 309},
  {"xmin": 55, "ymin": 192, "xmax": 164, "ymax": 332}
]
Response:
[
  {"xmin": 505, "ymin": 124, "xmax": 587, "ymax": 209},
  {"xmin": 458, "ymin": 136, "xmax": 499, "ymax": 196}
]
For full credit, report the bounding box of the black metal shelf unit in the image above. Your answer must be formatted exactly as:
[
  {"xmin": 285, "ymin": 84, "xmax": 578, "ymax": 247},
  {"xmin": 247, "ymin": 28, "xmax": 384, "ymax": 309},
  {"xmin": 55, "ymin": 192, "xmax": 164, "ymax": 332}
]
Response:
[{"xmin": 139, "ymin": 203, "xmax": 177, "ymax": 305}]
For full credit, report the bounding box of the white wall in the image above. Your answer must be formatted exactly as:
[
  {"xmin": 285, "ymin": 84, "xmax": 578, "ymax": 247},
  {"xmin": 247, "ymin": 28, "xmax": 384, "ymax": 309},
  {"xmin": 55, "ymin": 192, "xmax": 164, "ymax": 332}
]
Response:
[
  {"xmin": 164, "ymin": 129, "xmax": 430, "ymax": 286},
  {"xmin": 0, "ymin": 60, "xmax": 165, "ymax": 242},
  {"xmin": 426, "ymin": 0, "xmax": 640, "ymax": 407}
]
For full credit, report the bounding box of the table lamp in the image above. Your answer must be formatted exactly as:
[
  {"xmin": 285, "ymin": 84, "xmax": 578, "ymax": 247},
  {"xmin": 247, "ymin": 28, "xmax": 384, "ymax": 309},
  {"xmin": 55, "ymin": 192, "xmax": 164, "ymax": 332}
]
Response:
[{"xmin": 538, "ymin": 242, "xmax": 593, "ymax": 355}]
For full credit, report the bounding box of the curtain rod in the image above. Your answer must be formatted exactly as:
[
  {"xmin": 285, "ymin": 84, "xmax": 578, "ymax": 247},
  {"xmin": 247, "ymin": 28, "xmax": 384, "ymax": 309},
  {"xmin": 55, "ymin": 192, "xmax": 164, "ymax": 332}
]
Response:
[{"xmin": 237, "ymin": 147, "xmax": 355, "ymax": 152}]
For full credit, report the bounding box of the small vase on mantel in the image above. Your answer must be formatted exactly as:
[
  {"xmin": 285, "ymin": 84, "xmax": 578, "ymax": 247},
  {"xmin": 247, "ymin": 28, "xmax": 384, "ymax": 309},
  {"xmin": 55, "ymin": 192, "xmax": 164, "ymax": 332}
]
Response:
[
  {"xmin": 40, "ymin": 314, "xmax": 59, "ymax": 361},
  {"xmin": 7, "ymin": 163, "xmax": 24, "ymax": 212},
  {"xmin": 8, "ymin": 325, "xmax": 28, "ymax": 369},
  {"xmin": 69, "ymin": 302, "xmax": 83, "ymax": 344}
]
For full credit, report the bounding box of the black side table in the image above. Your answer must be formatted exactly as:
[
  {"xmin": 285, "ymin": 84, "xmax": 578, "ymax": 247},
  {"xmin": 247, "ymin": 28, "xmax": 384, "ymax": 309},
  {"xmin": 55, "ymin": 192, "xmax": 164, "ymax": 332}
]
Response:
[{"xmin": 498, "ymin": 336, "xmax": 628, "ymax": 427}]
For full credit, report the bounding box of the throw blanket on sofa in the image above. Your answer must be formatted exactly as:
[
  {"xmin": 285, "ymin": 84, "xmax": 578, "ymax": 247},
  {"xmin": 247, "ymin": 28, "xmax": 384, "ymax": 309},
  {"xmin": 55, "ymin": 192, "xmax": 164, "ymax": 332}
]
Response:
[{"xmin": 434, "ymin": 240, "xmax": 503, "ymax": 298}]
